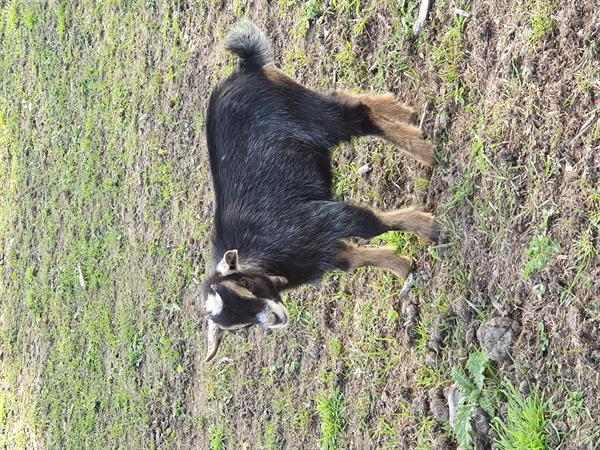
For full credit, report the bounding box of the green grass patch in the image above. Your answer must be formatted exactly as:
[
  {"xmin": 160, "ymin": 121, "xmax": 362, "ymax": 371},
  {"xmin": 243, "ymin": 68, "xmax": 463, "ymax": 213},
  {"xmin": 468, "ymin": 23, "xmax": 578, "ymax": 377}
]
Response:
[
  {"xmin": 209, "ymin": 422, "xmax": 227, "ymax": 450},
  {"xmin": 317, "ymin": 387, "xmax": 347, "ymax": 449},
  {"xmin": 523, "ymin": 233, "xmax": 560, "ymax": 278},
  {"xmin": 493, "ymin": 383, "xmax": 550, "ymax": 450},
  {"xmin": 529, "ymin": 0, "xmax": 557, "ymax": 47}
]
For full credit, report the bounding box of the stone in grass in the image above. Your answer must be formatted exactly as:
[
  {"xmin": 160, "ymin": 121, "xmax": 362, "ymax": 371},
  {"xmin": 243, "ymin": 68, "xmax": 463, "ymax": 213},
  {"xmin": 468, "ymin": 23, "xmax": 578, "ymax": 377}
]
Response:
[
  {"xmin": 412, "ymin": 394, "xmax": 429, "ymax": 418},
  {"xmin": 477, "ymin": 317, "xmax": 520, "ymax": 362},
  {"xmin": 473, "ymin": 407, "xmax": 490, "ymax": 435},
  {"xmin": 430, "ymin": 397, "xmax": 449, "ymax": 423},
  {"xmin": 357, "ymin": 163, "xmax": 372, "ymax": 176}
]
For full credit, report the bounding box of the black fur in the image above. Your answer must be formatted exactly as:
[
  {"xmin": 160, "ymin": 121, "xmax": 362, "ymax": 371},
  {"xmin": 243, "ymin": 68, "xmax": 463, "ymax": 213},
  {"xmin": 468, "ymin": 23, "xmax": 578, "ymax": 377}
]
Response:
[{"xmin": 205, "ymin": 29, "xmax": 392, "ymax": 290}]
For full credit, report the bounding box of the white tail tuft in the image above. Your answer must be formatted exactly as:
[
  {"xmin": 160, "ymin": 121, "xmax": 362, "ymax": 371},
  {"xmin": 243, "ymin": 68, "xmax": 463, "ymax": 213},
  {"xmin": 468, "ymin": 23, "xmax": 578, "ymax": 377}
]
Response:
[{"xmin": 225, "ymin": 21, "xmax": 273, "ymax": 68}]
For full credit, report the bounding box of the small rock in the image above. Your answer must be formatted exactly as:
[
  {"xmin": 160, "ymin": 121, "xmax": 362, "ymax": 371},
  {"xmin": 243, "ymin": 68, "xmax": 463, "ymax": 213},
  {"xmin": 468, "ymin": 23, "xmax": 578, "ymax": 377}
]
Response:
[
  {"xmin": 399, "ymin": 386, "xmax": 413, "ymax": 403},
  {"xmin": 447, "ymin": 385, "xmax": 461, "ymax": 426},
  {"xmin": 430, "ymin": 322, "xmax": 447, "ymax": 343},
  {"xmin": 566, "ymin": 306, "xmax": 582, "ymax": 334},
  {"xmin": 555, "ymin": 421, "xmax": 568, "ymax": 433},
  {"xmin": 433, "ymin": 110, "xmax": 449, "ymax": 136},
  {"xmin": 357, "ymin": 163, "xmax": 372, "ymax": 176},
  {"xmin": 433, "ymin": 435, "xmax": 453, "ymax": 450},
  {"xmin": 518, "ymin": 380, "xmax": 530, "ymax": 396},
  {"xmin": 413, "ymin": 394, "xmax": 429, "ymax": 418},
  {"xmin": 454, "ymin": 298, "xmax": 472, "ymax": 323},
  {"xmin": 477, "ymin": 317, "xmax": 519, "ymax": 361},
  {"xmin": 465, "ymin": 325, "xmax": 477, "ymax": 345},
  {"xmin": 424, "ymin": 352, "xmax": 438, "ymax": 367},
  {"xmin": 403, "ymin": 302, "xmax": 419, "ymax": 325},
  {"xmin": 473, "ymin": 407, "xmax": 490, "ymax": 435},
  {"xmin": 430, "ymin": 398, "xmax": 449, "ymax": 423}
]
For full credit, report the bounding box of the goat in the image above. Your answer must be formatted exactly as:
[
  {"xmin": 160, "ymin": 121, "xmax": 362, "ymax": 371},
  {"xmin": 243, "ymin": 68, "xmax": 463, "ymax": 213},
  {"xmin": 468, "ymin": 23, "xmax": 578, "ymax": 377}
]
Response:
[{"xmin": 202, "ymin": 21, "xmax": 438, "ymax": 362}]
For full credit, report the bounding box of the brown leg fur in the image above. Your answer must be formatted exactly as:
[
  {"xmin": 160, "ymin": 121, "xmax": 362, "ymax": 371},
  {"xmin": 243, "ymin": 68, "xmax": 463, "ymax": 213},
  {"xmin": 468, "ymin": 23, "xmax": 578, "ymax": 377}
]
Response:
[
  {"xmin": 378, "ymin": 208, "xmax": 439, "ymax": 242},
  {"xmin": 336, "ymin": 91, "xmax": 434, "ymax": 167},
  {"xmin": 370, "ymin": 117, "xmax": 434, "ymax": 166},
  {"xmin": 358, "ymin": 93, "xmax": 417, "ymax": 124},
  {"xmin": 337, "ymin": 242, "xmax": 411, "ymax": 279}
]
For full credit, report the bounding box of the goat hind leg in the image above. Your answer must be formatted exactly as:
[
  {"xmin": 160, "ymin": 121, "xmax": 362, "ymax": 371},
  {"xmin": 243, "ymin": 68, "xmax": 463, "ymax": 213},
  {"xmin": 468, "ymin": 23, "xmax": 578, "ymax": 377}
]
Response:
[
  {"xmin": 357, "ymin": 93, "xmax": 418, "ymax": 125},
  {"xmin": 334, "ymin": 91, "xmax": 434, "ymax": 166}
]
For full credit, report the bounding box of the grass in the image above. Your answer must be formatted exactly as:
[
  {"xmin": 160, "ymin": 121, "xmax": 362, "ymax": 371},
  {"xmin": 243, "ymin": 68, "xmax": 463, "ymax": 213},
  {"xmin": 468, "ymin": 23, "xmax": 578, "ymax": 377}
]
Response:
[
  {"xmin": 523, "ymin": 233, "xmax": 561, "ymax": 278},
  {"xmin": 209, "ymin": 422, "xmax": 227, "ymax": 450},
  {"xmin": 493, "ymin": 383, "xmax": 550, "ymax": 450},
  {"xmin": 0, "ymin": 1, "xmax": 197, "ymax": 447},
  {"xmin": 2, "ymin": 0, "xmax": 599, "ymax": 448},
  {"xmin": 317, "ymin": 387, "xmax": 347, "ymax": 450},
  {"xmin": 430, "ymin": 1, "xmax": 471, "ymax": 104},
  {"xmin": 529, "ymin": 0, "xmax": 557, "ymax": 47}
]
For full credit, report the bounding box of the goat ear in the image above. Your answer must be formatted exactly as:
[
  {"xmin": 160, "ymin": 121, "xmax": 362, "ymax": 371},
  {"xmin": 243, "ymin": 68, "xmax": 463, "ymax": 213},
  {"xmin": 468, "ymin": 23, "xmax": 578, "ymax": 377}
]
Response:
[
  {"xmin": 216, "ymin": 249, "xmax": 239, "ymax": 275},
  {"xmin": 204, "ymin": 320, "xmax": 224, "ymax": 363},
  {"xmin": 268, "ymin": 276, "xmax": 288, "ymax": 289}
]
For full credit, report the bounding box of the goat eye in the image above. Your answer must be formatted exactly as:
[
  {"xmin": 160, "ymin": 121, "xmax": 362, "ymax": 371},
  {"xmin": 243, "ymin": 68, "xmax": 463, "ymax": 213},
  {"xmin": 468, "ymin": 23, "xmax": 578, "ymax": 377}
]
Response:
[{"xmin": 238, "ymin": 280, "xmax": 248, "ymax": 288}]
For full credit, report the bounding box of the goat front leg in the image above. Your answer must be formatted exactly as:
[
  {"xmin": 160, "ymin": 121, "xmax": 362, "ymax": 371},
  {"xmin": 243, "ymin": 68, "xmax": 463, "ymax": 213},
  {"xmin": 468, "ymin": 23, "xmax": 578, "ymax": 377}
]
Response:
[
  {"xmin": 336, "ymin": 242, "xmax": 411, "ymax": 279},
  {"xmin": 378, "ymin": 207, "xmax": 439, "ymax": 243}
]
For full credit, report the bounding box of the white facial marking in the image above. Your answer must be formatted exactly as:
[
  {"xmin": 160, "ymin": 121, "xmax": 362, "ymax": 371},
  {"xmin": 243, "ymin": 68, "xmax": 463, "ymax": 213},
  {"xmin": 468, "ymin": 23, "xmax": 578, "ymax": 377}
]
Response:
[
  {"xmin": 256, "ymin": 311, "xmax": 269, "ymax": 326},
  {"xmin": 205, "ymin": 291, "xmax": 223, "ymax": 316}
]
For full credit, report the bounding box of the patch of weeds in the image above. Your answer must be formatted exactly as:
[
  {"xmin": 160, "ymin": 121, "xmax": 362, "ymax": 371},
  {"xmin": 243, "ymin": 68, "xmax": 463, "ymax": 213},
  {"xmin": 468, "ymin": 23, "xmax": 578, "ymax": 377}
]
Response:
[
  {"xmin": 205, "ymin": 360, "xmax": 236, "ymax": 401},
  {"xmin": 371, "ymin": 417, "xmax": 400, "ymax": 448},
  {"xmin": 334, "ymin": 40, "xmax": 369, "ymax": 86},
  {"xmin": 565, "ymin": 390, "xmax": 585, "ymax": 425},
  {"xmin": 523, "ymin": 233, "xmax": 560, "ymax": 278},
  {"xmin": 375, "ymin": 230, "xmax": 423, "ymax": 259},
  {"xmin": 447, "ymin": 170, "xmax": 476, "ymax": 208},
  {"xmin": 415, "ymin": 416, "xmax": 437, "ymax": 450},
  {"xmin": 537, "ymin": 322, "xmax": 549, "ymax": 352},
  {"xmin": 332, "ymin": 0, "xmax": 363, "ymax": 17},
  {"xmin": 391, "ymin": 0, "xmax": 417, "ymax": 38},
  {"xmin": 416, "ymin": 359, "xmax": 445, "ymax": 388},
  {"xmin": 588, "ymin": 117, "xmax": 600, "ymax": 142},
  {"xmin": 316, "ymin": 387, "xmax": 347, "ymax": 449},
  {"xmin": 263, "ymin": 420, "xmax": 280, "ymax": 449},
  {"xmin": 292, "ymin": 406, "xmax": 312, "ymax": 433},
  {"xmin": 299, "ymin": 0, "xmax": 325, "ymax": 35},
  {"xmin": 330, "ymin": 336, "xmax": 343, "ymax": 359},
  {"xmin": 588, "ymin": 190, "xmax": 600, "ymax": 232},
  {"xmin": 470, "ymin": 134, "xmax": 492, "ymax": 174},
  {"xmin": 529, "ymin": 0, "xmax": 557, "ymax": 47},
  {"xmin": 493, "ymin": 382, "xmax": 550, "ymax": 450},
  {"xmin": 331, "ymin": 159, "xmax": 359, "ymax": 199},
  {"xmin": 431, "ymin": 26, "xmax": 463, "ymax": 85},
  {"xmin": 209, "ymin": 422, "xmax": 227, "ymax": 450},
  {"xmin": 431, "ymin": 2, "xmax": 470, "ymax": 90},
  {"xmin": 286, "ymin": 295, "xmax": 319, "ymax": 334},
  {"xmin": 282, "ymin": 48, "xmax": 309, "ymax": 77},
  {"xmin": 451, "ymin": 350, "xmax": 494, "ymax": 449}
]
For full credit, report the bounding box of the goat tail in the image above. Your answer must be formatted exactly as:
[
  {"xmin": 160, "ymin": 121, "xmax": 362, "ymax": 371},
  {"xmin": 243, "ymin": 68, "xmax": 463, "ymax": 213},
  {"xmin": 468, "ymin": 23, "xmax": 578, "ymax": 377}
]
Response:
[{"xmin": 225, "ymin": 21, "xmax": 273, "ymax": 68}]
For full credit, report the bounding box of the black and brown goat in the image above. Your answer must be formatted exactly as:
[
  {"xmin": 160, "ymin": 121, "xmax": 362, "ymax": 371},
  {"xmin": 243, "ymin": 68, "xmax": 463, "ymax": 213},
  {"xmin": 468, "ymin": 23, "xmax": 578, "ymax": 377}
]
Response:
[{"xmin": 202, "ymin": 22, "xmax": 438, "ymax": 362}]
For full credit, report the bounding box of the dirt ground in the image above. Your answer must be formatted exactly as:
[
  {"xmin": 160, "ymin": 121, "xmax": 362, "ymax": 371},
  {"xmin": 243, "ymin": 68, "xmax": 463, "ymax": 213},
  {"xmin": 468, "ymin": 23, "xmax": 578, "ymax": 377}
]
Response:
[
  {"xmin": 1, "ymin": 0, "xmax": 598, "ymax": 449},
  {"xmin": 181, "ymin": 1, "xmax": 599, "ymax": 448}
]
